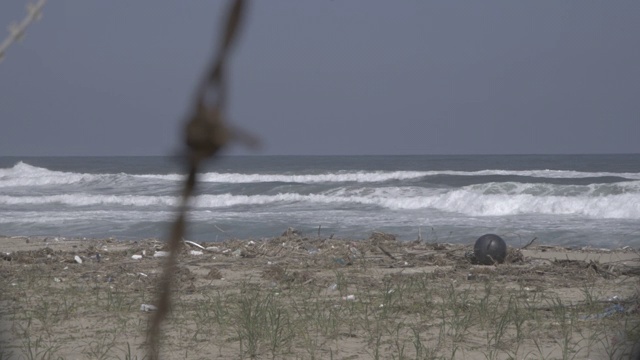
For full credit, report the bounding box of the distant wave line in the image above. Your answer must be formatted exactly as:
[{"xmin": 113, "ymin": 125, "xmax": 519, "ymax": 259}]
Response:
[
  {"xmin": 1, "ymin": 187, "xmax": 639, "ymax": 219},
  {"xmin": 2, "ymin": 161, "xmax": 640, "ymax": 188}
]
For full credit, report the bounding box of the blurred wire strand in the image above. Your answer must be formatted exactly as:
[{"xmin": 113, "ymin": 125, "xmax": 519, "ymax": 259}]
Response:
[
  {"xmin": 0, "ymin": 0, "xmax": 47, "ymax": 63},
  {"xmin": 146, "ymin": 1, "xmax": 252, "ymax": 358}
]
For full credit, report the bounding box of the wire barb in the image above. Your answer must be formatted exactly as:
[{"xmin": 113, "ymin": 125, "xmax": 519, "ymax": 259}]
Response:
[
  {"xmin": 146, "ymin": 1, "xmax": 250, "ymax": 358},
  {"xmin": 0, "ymin": 0, "xmax": 47, "ymax": 63}
]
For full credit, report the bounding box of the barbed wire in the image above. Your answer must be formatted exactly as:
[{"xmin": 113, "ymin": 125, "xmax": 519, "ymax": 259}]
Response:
[
  {"xmin": 146, "ymin": 1, "xmax": 252, "ymax": 358},
  {"xmin": 0, "ymin": 0, "xmax": 47, "ymax": 63}
]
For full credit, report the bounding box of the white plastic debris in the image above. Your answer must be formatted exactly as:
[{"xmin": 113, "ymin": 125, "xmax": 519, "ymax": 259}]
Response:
[
  {"xmin": 131, "ymin": 254, "xmax": 143, "ymax": 260},
  {"xmin": 138, "ymin": 272, "xmax": 148, "ymax": 277},
  {"xmin": 183, "ymin": 240, "xmax": 205, "ymax": 250},
  {"xmin": 54, "ymin": 277, "xmax": 62, "ymax": 283},
  {"xmin": 342, "ymin": 295, "xmax": 356, "ymax": 301},
  {"xmin": 206, "ymin": 246, "xmax": 221, "ymax": 253},
  {"xmin": 140, "ymin": 304, "xmax": 158, "ymax": 312},
  {"xmin": 189, "ymin": 250, "xmax": 203, "ymax": 256},
  {"xmin": 248, "ymin": 240, "xmax": 256, "ymax": 246},
  {"xmin": 153, "ymin": 251, "xmax": 169, "ymax": 258},
  {"xmin": 74, "ymin": 255, "xmax": 83, "ymax": 264}
]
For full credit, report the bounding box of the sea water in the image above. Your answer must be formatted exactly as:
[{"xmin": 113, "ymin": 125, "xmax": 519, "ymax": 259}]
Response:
[{"xmin": 0, "ymin": 155, "xmax": 638, "ymax": 248}]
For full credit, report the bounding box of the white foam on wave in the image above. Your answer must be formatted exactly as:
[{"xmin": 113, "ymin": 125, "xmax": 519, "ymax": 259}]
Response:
[
  {"xmin": 0, "ymin": 194, "xmax": 177, "ymax": 207},
  {"xmin": 3, "ymin": 162, "xmax": 640, "ymax": 188},
  {"xmin": 131, "ymin": 169, "xmax": 640, "ymax": 183},
  {"xmin": 3, "ymin": 180, "xmax": 638, "ymax": 219},
  {"xmin": 0, "ymin": 162, "xmax": 100, "ymax": 187}
]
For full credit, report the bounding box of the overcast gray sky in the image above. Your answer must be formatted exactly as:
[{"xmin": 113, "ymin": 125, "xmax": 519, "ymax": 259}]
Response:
[{"xmin": 1, "ymin": 1, "xmax": 639, "ymax": 156}]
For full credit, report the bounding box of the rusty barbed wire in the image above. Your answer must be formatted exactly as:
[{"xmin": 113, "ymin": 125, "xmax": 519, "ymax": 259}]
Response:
[
  {"xmin": 146, "ymin": 1, "xmax": 252, "ymax": 358},
  {"xmin": 0, "ymin": 0, "xmax": 47, "ymax": 63}
]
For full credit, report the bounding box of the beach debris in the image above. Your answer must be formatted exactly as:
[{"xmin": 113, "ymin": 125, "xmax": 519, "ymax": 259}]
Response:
[
  {"xmin": 349, "ymin": 244, "xmax": 361, "ymax": 258},
  {"xmin": 131, "ymin": 254, "xmax": 143, "ymax": 260},
  {"xmin": 328, "ymin": 283, "xmax": 338, "ymax": 291},
  {"xmin": 153, "ymin": 251, "xmax": 169, "ymax": 258},
  {"xmin": 183, "ymin": 239, "xmax": 205, "ymax": 250},
  {"xmin": 281, "ymin": 227, "xmax": 302, "ymax": 237},
  {"xmin": 53, "ymin": 277, "xmax": 62, "ymax": 283},
  {"xmin": 189, "ymin": 250, "xmax": 203, "ymax": 256},
  {"xmin": 581, "ymin": 304, "xmax": 624, "ymax": 320},
  {"xmin": 232, "ymin": 249, "xmax": 243, "ymax": 257},
  {"xmin": 342, "ymin": 295, "xmax": 356, "ymax": 301},
  {"xmin": 247, "ymin": 240, "xmax": 255, "ymax": 246},
  {"xmin": 74, "ymin": 255, "xmax": 83, "ymax": 264},
  {"xmin": 472, "ymin": 234, "xmax": 507, "ymax": 265},
  {"xmin": 333, "ymin": 258, "xmax": 348, "ymax": 266},
  {"xmin": 1, "ymin": 252, "xmax": 12, "ymax": 261},
  {"xmin": 96, "ymin": 253, "xmax": 101, "ymax": 262},
  {"xmin": 206, "ymin": 267, "xmax": 222, "ymax": 279},
  {"xmin": 140, "ymin": 304, "xmax": 158, "ymax": 312},
  {"xmin": 205, "ymin": 246, "xmax": 221, "ymax": 253}
]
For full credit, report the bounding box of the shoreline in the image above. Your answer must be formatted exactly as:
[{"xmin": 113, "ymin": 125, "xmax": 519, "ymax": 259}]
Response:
[
  {"xmin": 1, "ymin": 233, "xmax": 639, "ymax": 359},
  {"xmin": 2, "ymin": 234, "xmax": 639, "ymax": 262}
]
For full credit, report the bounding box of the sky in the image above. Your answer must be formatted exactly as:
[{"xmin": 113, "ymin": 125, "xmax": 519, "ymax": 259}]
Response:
[{"xmin": 1, "ymin": 1, "xmax": 639, "ymax": 156}]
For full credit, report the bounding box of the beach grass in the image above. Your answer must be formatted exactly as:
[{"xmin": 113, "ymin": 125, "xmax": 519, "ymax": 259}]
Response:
[{"xmin": 1, "ymin": 233, "xmax": 639, "ymax": 359}]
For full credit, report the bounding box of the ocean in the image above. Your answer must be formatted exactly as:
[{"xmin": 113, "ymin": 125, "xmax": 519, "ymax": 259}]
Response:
[{"xmin": 0, "ymin": 155, "xmax": 639, "ymax": 249}]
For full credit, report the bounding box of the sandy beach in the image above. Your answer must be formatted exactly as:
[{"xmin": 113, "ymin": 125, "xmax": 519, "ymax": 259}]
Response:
[{"xmin": 1, "ymin": 232, "xmax": 639, "ymax": 359}]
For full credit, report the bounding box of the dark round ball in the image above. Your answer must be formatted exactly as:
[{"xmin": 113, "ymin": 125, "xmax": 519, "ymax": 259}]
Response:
[{"xmin": 473, "ymin": 234, "xmax": 507, "ymax": 265}]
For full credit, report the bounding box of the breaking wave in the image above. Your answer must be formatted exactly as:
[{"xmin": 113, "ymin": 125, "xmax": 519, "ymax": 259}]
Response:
[
  {"xmin": 2, "ymin": 181, "xmax": 639, "ymax": 219},
  {"xmin": 2, "ymin": 162, "xmax": 640, "ymax": 188}
]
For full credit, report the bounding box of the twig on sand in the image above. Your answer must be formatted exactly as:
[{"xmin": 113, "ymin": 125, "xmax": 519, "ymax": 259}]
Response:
[{"xmin": 521, "ymin": 237, "xmax": 537, "ymax": 250}]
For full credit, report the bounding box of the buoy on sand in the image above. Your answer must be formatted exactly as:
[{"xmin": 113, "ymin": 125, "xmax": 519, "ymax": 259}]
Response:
[{"xmin": 473, "ymin": 234, "xmax": 507, "ymax": 265}]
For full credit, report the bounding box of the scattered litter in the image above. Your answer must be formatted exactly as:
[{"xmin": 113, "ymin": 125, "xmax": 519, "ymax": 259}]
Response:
[
  {"xmin": 140, "ymin": 304, "xmax": 158, "ymax": 312},
  {"xmin": 328, "ymin": 283, "xmax": 338, "ymax": 291},
  {"xmin": 349, "ymin": 246, "xmax": 361, "ymax": 257},
  {"xmin": 138, "ymin": 272, "xmax": 148, "ymax": 277},
  {"xmin": 608, "ymin": 295, "xmax": 621, "ymax": 302},
  {"xmin": 334, "ymin": 258, "xmax": 347, "ymax": 266},
  {"xmin": 154, "ymin": 251, "xmax": 169, "ymax": 258},
  {"xmin": 466, "ymin": 273, "xmax": 476, "ymax": 281},
  {"xmin": 189, "ymin": 250, "xmax": 203, "ymax": 256},
  {"xmin": 54, "ymin": 277, "xmax": 61, "ymax": 283},
  {"xmin": 96, "ymin": 253, "xmax": 101, "ymax": 262},
  {"xmin": 307, "ymin": 247, "xmax": 319, "ymax": 255},
  {"xmin": 342, "ymin": 295, "xmax": 356, "ymax": 301},
  {"xmin": 63, "ymin": 266, "xmax": 68, "ymax": 270},
  {"xmin": 183, "ymin": 240, "xmax": 205, "ymax": 250},
  {"xmin": 74, "ymin": 255, "xmax": 83, "ymax": 264},
  {"xmin": 131, "ymin": 254, "xmax": 143, "ymax": 260},
  {"xmin": 206, "ymin": 246, "xmax": 221, "ymax": 253},
  {"xmin": 232, "ymin": 249, "xmax": 242, "ymax": 257},
  {"xmin": 248, "ymin": 240, "xmax": 255, "ymax": 246},
  {"xmin": 581, "ymin": 304, "xmax": 625, "ymax": 320}
]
